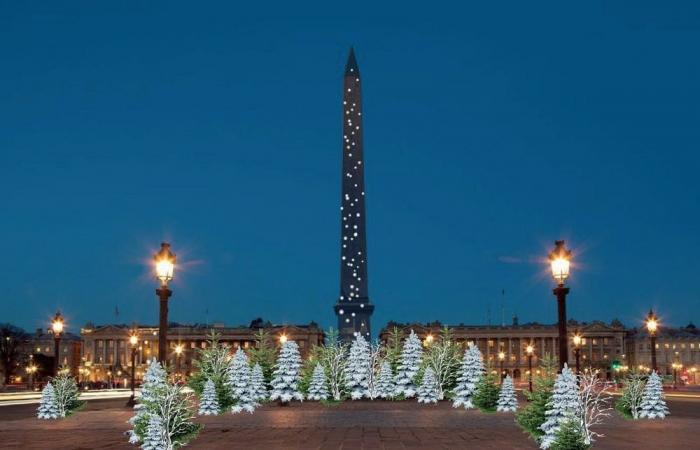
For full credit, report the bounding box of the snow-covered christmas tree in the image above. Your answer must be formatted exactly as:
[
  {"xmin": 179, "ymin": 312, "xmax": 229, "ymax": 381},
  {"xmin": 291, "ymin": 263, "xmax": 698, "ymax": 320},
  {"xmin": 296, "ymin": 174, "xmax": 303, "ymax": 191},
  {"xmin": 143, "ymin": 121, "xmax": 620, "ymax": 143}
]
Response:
[
  {"xmin": 141, "ymin": 414, "xmax": 165, "ymax": 450},
  {"xmin": 452, "ymin": 343, "xmax": 484, "ymax": 409},
  {"xmin": 269, "ymin": 340, "xmax": 304, "ymax": 403},
  {"xmin": 638, "ymin": 371, "xmax": 669, "ymax": 419},
  {"xmin": 345, "ymin": 334, "xmax": 371, "ymax": 400},
  {"xmin": 497, "ymin": 375, "xmax": 518, "ymax": 412},
  {"xmin": 198, "ymin": 379, "xmax": 220, "ymax": 415},
  {"xmin": 540, "ymin": 364, "xmax": 582, "ymax": 449},
  {"xmin": 417, "ymin": 367, "xmax": 439, "ymax": 404},
  {"xmin": 375, "ymin": 361, "xmax": 395, "ymax": 399},
  {"xmin": 52, "ymin": 373, "xmax": 82, "ymax": 417},
  {"xmin": 227, "ymin": 348, "xmax": 257, "ymax": 414},
  {"xmin": 250, "ymin": 363, "xmax": 268, "ymax": 402},
  {"xmin": 394, "ymin": 330, "xmax": 423, "ymax": 398},
  {"xmin": 37, "ymin": 382, "xmax": 60, "ymax": 419},
  {"xmin": 307, "ymin": 363, "xmax": 330, "ymax": 401},
  {"xmin": 128, "ymin": 358, "xmax": 168, "ymax": 445}
]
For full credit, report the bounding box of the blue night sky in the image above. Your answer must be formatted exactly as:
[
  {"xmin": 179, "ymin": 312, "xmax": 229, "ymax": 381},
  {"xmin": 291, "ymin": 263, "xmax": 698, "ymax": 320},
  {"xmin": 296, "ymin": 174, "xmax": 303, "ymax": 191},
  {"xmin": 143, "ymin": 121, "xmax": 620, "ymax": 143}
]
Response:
[{"xmin": 1, "ymin": 2, "xmax": 699, "ymax": 335}]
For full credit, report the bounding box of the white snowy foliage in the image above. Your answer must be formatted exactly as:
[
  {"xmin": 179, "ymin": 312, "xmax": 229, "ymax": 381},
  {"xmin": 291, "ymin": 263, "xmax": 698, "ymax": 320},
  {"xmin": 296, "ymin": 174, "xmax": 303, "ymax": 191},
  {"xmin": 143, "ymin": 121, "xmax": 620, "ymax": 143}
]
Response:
[
  {"xmin": 345, "ymin": 334, "xmax": 372, "ymax": 400},
  {"xmin": 37, "ymin": 382, "xmax": 60, "ymax": 419},
  {"xmin": 320, "ymin": 337, "xmax": 347, "ymax": 401},
  {"xmin": 417, "ymin": 367, "xmax": 439, "ymax": 404},
  {"xmin": 452, "ymin": 343, "xmax": 484, "ymax": 409},
  {"xmin": 128, "ymin": 358, "xmax": 169, "ymax": 444},
  {"xmin": 52, "ymin": 374, "xmax": 81, "ymax": 417},
  {"xmin": 227, "ymin": 348, "xmax": 257, "ymax": 414},
  {"xmin": 638, "ymin": 371, "xmax": 669, "ymax": 419},
  {"xmin": 141, "ymin": 414, "xmax": 166, "ymax": 450},
  {"xmin": 269, "ymin": 340, "xmax": 304, "ymax": 403},
  {"xmin": 539, "ymin": 364, "xmax": 582, "ymax": 449},
  {"xmin": 147, "ymin": 383, "xmax": 199, "ymax": 449},
  {"xmin": 250, "ymin": 363, "xmax": 268, "ymax": 402},
  {"xmin": 394, "ymin": 330, "xmax": 423, "ymax": 398},
  {"xmin": 496, "ymin": 375, "xmax": 518, "ymax": 412},
  {"xmin": 307, "ymin": 363, "xmax": 330, "ymax": 401},
  {"xmin": 366, "ymin": 341, "xmax": 382, "ymax": 400},
  {"xmin": 198, "ymin": 379, "xmax": 220, "ymax": 416},
  {"xmin": 578, "ymin": 369, "xmax": 612, "ymax": 446},
  {"xmin": 375, "ymin": 361, "xmax": 396, "ymax": 399}
]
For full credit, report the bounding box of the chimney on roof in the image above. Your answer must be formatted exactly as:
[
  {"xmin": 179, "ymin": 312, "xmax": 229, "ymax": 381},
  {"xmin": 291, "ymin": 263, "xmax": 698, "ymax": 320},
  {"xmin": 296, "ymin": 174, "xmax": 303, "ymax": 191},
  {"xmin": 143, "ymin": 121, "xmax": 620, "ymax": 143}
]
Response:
[{"xmin": 512, "ymin": 315, "xmax": 519, "ymax": 326}]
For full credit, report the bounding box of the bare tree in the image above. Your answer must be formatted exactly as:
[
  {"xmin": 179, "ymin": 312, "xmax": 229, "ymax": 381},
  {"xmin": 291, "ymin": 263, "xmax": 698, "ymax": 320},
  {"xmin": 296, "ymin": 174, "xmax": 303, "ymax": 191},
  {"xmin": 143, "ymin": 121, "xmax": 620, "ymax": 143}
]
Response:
[
  {"xmin": 0, "ymin": 324, "xmax": 28, "ymax": 385},
  {"xmin": 578, "ymin": 369, "xmax": 613, "ymax": 445},
  {"xmin": 319, "ymin": 328, "xmax": 347, "ymax": 401},
  {"xmin": 366, "ymin": 340, "xmax": 382, "ymax": 400},
  {"xmin": 424, "ymin": 327, "xmax": 461, "ymax": 400}
]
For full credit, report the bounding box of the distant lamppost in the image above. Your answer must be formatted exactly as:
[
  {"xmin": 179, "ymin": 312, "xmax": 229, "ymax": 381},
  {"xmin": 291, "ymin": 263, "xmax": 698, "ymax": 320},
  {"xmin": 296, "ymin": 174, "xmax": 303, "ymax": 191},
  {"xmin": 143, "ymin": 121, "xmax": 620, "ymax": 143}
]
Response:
[
  {"xmin": 424, "ymin": 334, "xmax": 434, "ymax": 347},
  {"xmin": 498, "ymin": 351, "xmax": 506, "ymax": 382},
  {"xmin": 525, "ymin": 344, "xmax": 534, "ymax": 393},
  {"xmin": 174, "ymin": 344, "xmax": 184, "ymax": 382},
  {"xmin": 279, "ymin": 334, "xmax": 288, "ymax": 345},
  {"xmin": 572, "ymin": 333, "xmax": 582, "ymax": 374},
  {"xmin": 672, "ymin": 362, "xmax": 682, "ymax": 389},
  {"xmin": 549, "ymin": 240, "xmax": 572, "ymax": 371},
  {"xmin": 154, "ymin": 243, "xmax": 176, "ymax": 364},
  {"xmin": 645, "ymin": 310, "xmax": 658, "ymax": 373},
  {"xmin": 26, "ymin": 364, "xmax": 37, "ymax": 391},
  {"xmin": 51, "ymin": 311, "xmax": 65, "ymax": 377},
  {"xmin": 127, "ymin": 332, "xmax": 139, "ymax": 406}
]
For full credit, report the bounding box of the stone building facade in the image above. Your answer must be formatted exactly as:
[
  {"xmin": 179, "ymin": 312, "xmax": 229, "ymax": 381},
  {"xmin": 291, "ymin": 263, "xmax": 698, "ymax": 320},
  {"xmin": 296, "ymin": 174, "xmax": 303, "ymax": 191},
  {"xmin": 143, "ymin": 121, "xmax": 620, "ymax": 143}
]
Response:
[{"xmin": 626, "ymin": 323, "xmax": 700, "ymax": 383}]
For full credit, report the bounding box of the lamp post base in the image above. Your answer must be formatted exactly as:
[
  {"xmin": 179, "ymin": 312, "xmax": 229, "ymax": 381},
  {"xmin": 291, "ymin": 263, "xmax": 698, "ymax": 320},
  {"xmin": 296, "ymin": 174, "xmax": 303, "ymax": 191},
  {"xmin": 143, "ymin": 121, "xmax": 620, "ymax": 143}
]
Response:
[{"xmin": 126, "ymin": 394, "xmax": 136, "ymax": 407}]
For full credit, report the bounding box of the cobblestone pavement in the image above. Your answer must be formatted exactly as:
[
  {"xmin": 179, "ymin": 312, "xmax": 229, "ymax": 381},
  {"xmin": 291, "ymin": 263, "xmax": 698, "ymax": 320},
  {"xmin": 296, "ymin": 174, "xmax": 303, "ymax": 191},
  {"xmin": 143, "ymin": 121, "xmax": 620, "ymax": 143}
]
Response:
[{"xmin": 0, "ymin": 397, "xmax": 697, "ymax": 449}]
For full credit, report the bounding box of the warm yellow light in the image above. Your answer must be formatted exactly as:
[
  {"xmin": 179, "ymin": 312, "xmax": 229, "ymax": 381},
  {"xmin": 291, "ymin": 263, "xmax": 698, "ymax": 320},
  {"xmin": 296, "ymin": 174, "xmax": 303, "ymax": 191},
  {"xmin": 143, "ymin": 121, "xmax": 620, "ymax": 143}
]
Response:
[
  {"xmin": 129, "ymin": 334, "xmax": 138, "ymax": 346},
  {"xmin": 526, "ymin": 345, "xmax": 534, "ymax": 355},
  {"xmin": 572, "ymin": 334, "xmax": 582, "ymax": 347},
  {"xmin": 548, "ymin": 240, "xmax": 572, "ymax": 284},
  {"xmin": 26, "ymin": 365, "xmax": 37, "ymax": 374},
  {"xmin": 424, "ymin": 334, "xmax": 434, "ymax": 346},
  {"xmin": 153, "ymin": 242, "xmax": 176, "ymax": 285},
  {"xmin": 279, "ymin": 334, "xmax": 288, "ymax": 344},
  {"xmin": 498, "ymin": 351, "xmax": 505, "ymax": 361},
  {"xmin": 646, "ymin": 318, "xmax": 658, "ymax": 334},
  {"xmin": 175, "ymin": 344, "xmax": 184, "ymax": 355},
  {"xmin": 51, "ymin": 311, "xmax": 64, "ymax": 335}
]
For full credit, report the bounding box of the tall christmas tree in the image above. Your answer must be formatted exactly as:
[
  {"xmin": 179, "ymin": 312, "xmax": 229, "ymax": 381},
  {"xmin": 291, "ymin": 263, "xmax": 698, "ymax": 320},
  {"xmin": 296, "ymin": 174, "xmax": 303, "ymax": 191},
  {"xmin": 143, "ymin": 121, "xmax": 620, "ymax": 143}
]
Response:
[
  {"xmin": 269, "ymin": 340, "xmax": 304, "ymax": 403},
  {"xmin": 497, "ymin": 375, "xmax": 518, "ymax": 412},
  {"xmin": 539, "ymin": 364, "xmax": 582, "ymax": 449},
  {"xmin": 394, "ymin": 330, "xmax": 423, "ymax": 398},
  {"xmin": 345, "ymin": 334, "xmax": 371, "ymax": 400},
  {"xmin": 198, "ymin": 379, "xmax": 220, "ymax": 416},
  {"xmin": 638, "ymin": 371, "xmax": 669, "ymax": 419},
  {"xmin": 128, "ymin": 358, "xmax": 168, "ymax": 445},
  {"xmin": 37, "ymin": 382, "xmax": 60, "ymax": 419},
  {"xmin": 452, "ymin": 343, "xmax": 484, "ymax": 409},
  {"xmin": 227, "ymin": 348, "xmax": 257, "ymax": 414},
  {"xmin": 250, "ymin": 363, "xmax": 268, "ymax": 402},
  {"xmin": 375, "ymin": 361, "xmax": 396, "ymax": 399},
  {"xmin": 307, "ymin": 363, "xmax": 330, "ymax": 401},
  {"xmin": 417, "ymin": 367, "xmax": 439, "ymax": 404}
]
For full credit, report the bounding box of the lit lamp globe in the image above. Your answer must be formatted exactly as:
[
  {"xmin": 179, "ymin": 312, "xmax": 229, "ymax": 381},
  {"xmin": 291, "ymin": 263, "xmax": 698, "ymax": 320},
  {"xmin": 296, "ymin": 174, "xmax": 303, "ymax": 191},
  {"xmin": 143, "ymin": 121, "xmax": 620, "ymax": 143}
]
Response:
[
  {"xmin": 279, "ymin": 334, "xmax": 288, "ymax": 344},
  {"xmin": 645, "ymin": 312, "xmax": 658, "ymax": 335},
  {"xmin": 573, "ymin": 334, "xmax": 582, "ymax": 347},
  {"xmin": 154, "ymin": 243, "xmax": 176, "ymax": 286},
  {"xmin": 526, "ymin": 345, "xmax": 534, "ymax": 355},
  {"xmin": 498, "ymin": 351, "xmax": 505, "ymax": 361},
  {"xmin": 129, "ymin": 334, "xmax": 138, "ymax": 347},
  {"xmin": 549, "ymin": 241, "xmax": 572, "ymax": 286},
  {"xmin": 51, "ymin": 312, "xmax": 65, "ymax": 336}
]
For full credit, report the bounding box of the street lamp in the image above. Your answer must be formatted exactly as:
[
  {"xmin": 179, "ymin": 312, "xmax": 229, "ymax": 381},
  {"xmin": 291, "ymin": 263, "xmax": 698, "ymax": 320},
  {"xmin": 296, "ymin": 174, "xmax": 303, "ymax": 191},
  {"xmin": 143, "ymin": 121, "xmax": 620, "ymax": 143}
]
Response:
[
  {"xmin": 424, "ymin": 334, "xmax": 434, "ymax": 346},
  {"xmin": 174, "ymin": 343, "xmax": 184, "ymax": 382},
  {"xmin": 498, "ymin": 351, "xmax": 506, "ymax": 382},
  {"xmin": 572, "ymin": 333, "xmax": 582, "ymax": 374},
  {"xmin": 525, "ymin": 344, "xmax": 534, "ymax": 393},
  {"xmin": 154, "ymin": 242, "xmax": 176, "ymax": 364},
  {"xmin": 672, "ymin": 362, "xmax": 682, "ymax": 389},
  {"xmin": 51, "ymin": 311, "xmax": 65, "ymax": 377},
  {"xmin": 26, "ymin": 364, "xmax": 37, "ymax": 391},
  {"xmin": 127, "ymin": 332, "xmax": 139, "ymax": 406},
  {"xmin": 645, "ymin": 309, "xmax": 658, "ymax": 373},
  {"xmin": 549, "ymin": 240, "xmax": 572, "ymax": 371},
  {"xmin": 279, "ymin": 334, "xmax": 288, "ymax": 345}
]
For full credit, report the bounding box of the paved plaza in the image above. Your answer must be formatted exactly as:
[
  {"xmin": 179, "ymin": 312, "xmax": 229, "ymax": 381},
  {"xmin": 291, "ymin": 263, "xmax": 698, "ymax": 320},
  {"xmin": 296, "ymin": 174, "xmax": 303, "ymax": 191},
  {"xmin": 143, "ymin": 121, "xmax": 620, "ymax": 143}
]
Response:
[{"xmin": 0, "ymin": 396, "xmax": 697, "ymax": 449}]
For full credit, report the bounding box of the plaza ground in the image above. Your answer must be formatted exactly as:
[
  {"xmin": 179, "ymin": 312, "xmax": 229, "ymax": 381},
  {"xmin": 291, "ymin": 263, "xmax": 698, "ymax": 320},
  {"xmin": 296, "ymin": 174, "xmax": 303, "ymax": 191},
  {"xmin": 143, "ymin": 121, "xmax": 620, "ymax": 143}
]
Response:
[{"xmin": 0, "ymin": 395, "xmax": 697, "ymax": 449}]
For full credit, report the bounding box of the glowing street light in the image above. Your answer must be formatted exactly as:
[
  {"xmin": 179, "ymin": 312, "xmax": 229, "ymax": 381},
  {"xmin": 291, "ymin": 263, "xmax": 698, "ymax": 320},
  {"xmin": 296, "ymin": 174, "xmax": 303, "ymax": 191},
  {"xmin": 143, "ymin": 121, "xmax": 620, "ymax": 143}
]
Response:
[
  {"xmin": 127, "ymin": 332, "xmax": 139, "ymax": 406},
  {"xmin": 498, "ymin": 351, "xmax": 506, "ymax": 382},
  {"xmin": 548, "ymin": 240, "xmax": 572, "ymax": 371},
  {"xmin": 525, "ymin": 345, "xmax": 534, "ymax": 392},
  {"xmin": 672, "ymin": 361, "xmax": 682, "ymax": 389},
  {"xmin": 424, "ymin": 334, "xmax": 434, "ymax": 346},
  {"xmin": 645, "ymin": 309, "xmax": 659, "ymax": 373},
  {"xmin": 153, "ymin": 242, "xmax": 176, "ymax": 363},
  {"xmin": 50, "ymin": 311, "xmax": 65, "ymax": 377},
  {"xmin": 279, "ymin": 334, "xmax": 288, "ymax": 345},
  {"xmin": 572, "ymin": 333, "xmax": 583, "ymax": 374}
]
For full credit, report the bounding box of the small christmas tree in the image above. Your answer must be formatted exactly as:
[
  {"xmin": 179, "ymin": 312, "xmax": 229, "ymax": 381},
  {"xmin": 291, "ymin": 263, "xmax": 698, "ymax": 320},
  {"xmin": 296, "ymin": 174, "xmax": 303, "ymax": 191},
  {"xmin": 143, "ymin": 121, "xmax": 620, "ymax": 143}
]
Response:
[
  {"xmin": 473, "ymin": 372, "xmax": 500, "ymax": 412},
  {"xmin": 550, "ymin": 418, "xmax": 588, "ymax": 450},
  {"xmin": 307, "ymin": 363, "xmax": 330, "ymax": 401},
  {"xmin": 141, "ymin": 414, "xmax": 166, "ymax": 450},
  {"xmin": 375, "ymin": 361, "xmax": 396, "ymax": 399},
  {"xmin": 638, "ymin": 371, "xmax": 669, "ymax": 419},
  {"xmin": 394, "ymin": 330, "xmax": 423, "ymax": 398},
  {"xmin": 52, "ymin": 373, "xmax": 82, "ymax": 417},
  {"xmin": 452, "ymin": 343, "xmax": 484, "ymax": 409},
  {"xmin": 269, "ymin": 340, "xmax": 304, "ymax": 403},
  {"xmin": 516, "ymin": 354, "xmax": 557, "ymax": 441},
  {"xmin": 128, "ymin": 358, "xmax": 168, "ymax": 445},
  {"xmin": 540, "ymin": 364, "xmax": 582, "ymax": 449},
  {"xmin": 227, "ymin": 348, "xmax": 257, "ymax": 414},
  {"xmin": 345, "ymin": 334, "xmax": 371, "ymax": 400},
  {"xmin": 417, "ymin": 367, "xmax": 439, "ymax": 404},
  {"xmin": 497, "ymin": 375, "xmax": 518, "ymax": 412},
  {"xmin": 250, "ymin": 363, "xmax": 268, "ymax": 402},
  {"xmin": 37, "ymin": 382, "xmax": 60, "ymax": 419},
  {"xmin": 198, "ymin": 379, "xmax": 220, "ymax": 415}
]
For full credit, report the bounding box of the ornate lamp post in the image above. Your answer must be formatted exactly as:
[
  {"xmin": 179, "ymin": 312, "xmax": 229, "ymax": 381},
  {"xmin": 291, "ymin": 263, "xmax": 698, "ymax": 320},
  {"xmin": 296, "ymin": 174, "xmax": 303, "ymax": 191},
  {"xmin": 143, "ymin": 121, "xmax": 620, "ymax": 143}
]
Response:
[
  {"xmin": 549, "ymin": 240, "xmax": 572, "ymax": 371},
  {"xmin": 525, "ymin": 344, "xmax": 534, "ymax": 393},
  {"xmin": 645, "ymin": 310, "xmax": 658, "ymax": 373},
  {"xmin": 672, "ymin": 362, "xmax": 682, "ymax": 389},
  {"xmin": 154, "ymin": 243, "xmax": 176, "ymax": 363},
  {"xmin": 174, "ymin": 343, "xmax": 184, "ymax": 382},
  {"xmin": 127, "ymin": 332, "xmax": 138, "ymax": 406},
  {"xmin": 51, "ymin": 311, "xmax": 65, "ymax": 377},
  {"xmin": 572, "ymin": 333, "xmax": 582, "ymax": 374},
  {"xmin": 26, "ymin": 364, "xmax": 37, "ymax": 391},
  {"xmin": 498, "ymin": 351, "xmax": 506, "ymax": 382}
]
